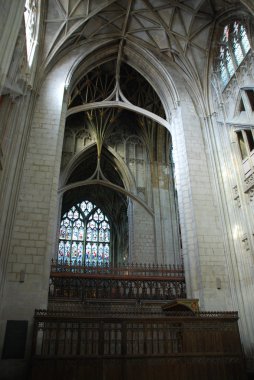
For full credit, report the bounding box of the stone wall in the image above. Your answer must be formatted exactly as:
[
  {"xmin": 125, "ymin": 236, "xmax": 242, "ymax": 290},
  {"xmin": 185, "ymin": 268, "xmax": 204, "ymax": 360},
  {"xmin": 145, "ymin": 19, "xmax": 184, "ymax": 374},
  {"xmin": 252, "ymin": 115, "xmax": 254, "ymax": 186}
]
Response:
[{"xmin": 210, "ymin": 49, "xmax": 254, "ymax": 362}]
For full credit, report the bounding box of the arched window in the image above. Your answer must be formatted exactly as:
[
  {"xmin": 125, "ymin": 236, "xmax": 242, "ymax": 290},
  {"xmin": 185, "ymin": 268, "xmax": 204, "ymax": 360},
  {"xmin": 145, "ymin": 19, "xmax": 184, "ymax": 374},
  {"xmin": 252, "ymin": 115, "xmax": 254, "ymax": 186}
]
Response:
[
  {"xmin": 217, "ymin": 21, "xmax": 251, "ymax": 87},
  {"xmin": 24, "ymin": 0, "xmax": 39, "ymax": 66},
  {"xmin": 58, "ymin": 201, "xmax": 110, "ymax": 266}
]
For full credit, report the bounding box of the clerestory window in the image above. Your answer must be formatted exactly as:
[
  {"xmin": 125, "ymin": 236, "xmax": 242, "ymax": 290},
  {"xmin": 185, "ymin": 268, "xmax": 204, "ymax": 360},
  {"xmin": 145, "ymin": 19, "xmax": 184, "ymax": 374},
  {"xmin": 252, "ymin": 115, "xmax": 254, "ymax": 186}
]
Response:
[
  {"xmin": 24, "ymin": 0, "xmax": 39, "ymax": 66},
  {"xmin": 218, "ymin": 21, "xmax": 251, "ymax": 87},
  {"xmin": 58, "ymin": 201, "xmax": 110, "ymax": 266}
]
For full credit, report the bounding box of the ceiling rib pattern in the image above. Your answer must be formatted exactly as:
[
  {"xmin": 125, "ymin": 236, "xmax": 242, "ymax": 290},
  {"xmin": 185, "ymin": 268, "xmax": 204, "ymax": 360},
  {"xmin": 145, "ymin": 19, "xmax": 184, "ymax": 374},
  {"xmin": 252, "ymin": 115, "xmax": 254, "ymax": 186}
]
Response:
[{"xmin": 44, "ymin": 0, "xmax": 242, "ymax": 84}]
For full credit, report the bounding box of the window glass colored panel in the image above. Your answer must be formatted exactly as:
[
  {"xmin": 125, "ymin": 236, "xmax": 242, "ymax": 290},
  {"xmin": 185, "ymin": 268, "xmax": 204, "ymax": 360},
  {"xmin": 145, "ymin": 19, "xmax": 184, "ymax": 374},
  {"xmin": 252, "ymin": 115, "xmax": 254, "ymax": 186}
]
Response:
[
  {"xmin": 80, "ymin": 201, "xmax": 86, "ymax": 212},
  {"xmin": 76, "ymin": 219, "xmax": 82, "ymax": 228},
  {"xmin": 220, "ymin": 62, "xmax": 228, "ymax": 86},
  {"xmin": 98, "ymin": 244, "xmax": 104, "ymax": 263},
  {"xmin": 58, "ymin": 241, "xmax": 65, "ymax": 260},
  {"xmin": 105, "ymin": 229, "xmax": 110, "ymax": 242},
  {"xmin": 63, "ymin": 218, "xmax": 69, "ymax": 227},
  {"xmin": 93, "ymin": 211, "xmax": 99, "ymax": 221},
  {"xmin": 86, "ymin": 227, "xmax": 92, "ymax": 241},
  {"xmin": 73, "ymin": 210, "xmax": 79, "ymax": 219},
  {"xmin": 88, "ymin": 220, "xmax": 96, "ymax": 229},
  {"xmin": 86, "ymin": 243, "xmax": 92, "ymax": 263},
  {"xmin": 59, "ymin": 226, "xmax": 66, "ymax": 239},
  {"xmin": 65, "ymin": 241, "xmax": 71, "ymax": 258},
  {"xmin": 68, "ymin": 210, "xmax": 73, "ymax": 219},
  {"xmin": 219, "ymin": 45, "xmax": 225, "ymax": 59},
  {"xmin": 104, "ymin": 244, "xmax": 110, "ymax": 263},
  {"xmin": 221, "ymin": 66, "xmax": 228, "ymax": 86},
  {"xmin": 233, "ymin": 21, "xmax": 239, "ymax": 34},
  {"xmin": 92, "ymin": 228, "xmax": 98, "ymax": 241},
  {"xmin": 78, "ymin": 227, "xmax": 84, "ymax": 240},
  {"xmin": 72, "ymin": 242, "xmax": 78, "ymax": 260},
  {"xmin": 99, "ymin": 228, "xmax": 104, "ymax": 242},
  {"xmin": 66, "ymin": 227, "xmax": 72, "ymax": 240},
  {"xmin": 102, "ymin": 221, "xmax": 108, "ymax": 229},
  {"xmin": 240, "ymin": 25, "xmax": 251, "ymax": 54},
  {"xmin": 226, "ymin": 50, "xmax": 234, "ymax": 77},
  {"xmin": 233, "ymin": 39, "xmax": 244, "ymax": 65},
  {"xmin": 77, "ymin": 243, "xmax": 83, "ymax": 262},
  {"xmin": 87, "ymin": 202, "xmax": 93, "ymax": 212},
  {"xmin": 92, "ymin": 243, "xmax": 97, "ymax": 262},
  {"xmin": 223, "ymin": 25, "xmax": 229, "ymax": 42},
  {"xmin": 72, "ymin": 227, "xmax": 78, "ymax": 240}
]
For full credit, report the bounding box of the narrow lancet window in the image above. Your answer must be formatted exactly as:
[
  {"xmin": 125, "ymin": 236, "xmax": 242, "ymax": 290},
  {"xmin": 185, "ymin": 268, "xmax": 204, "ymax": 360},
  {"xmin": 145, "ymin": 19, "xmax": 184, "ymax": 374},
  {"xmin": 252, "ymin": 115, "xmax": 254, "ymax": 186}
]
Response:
[{"xmin": 24, "ymin": 0, "xmax": 39, "ymax": 66}]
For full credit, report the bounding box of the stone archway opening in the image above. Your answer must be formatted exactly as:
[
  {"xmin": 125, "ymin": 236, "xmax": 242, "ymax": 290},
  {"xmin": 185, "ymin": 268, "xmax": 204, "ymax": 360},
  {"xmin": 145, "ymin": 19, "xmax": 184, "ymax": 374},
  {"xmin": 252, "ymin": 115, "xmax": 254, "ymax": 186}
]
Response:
[{"xmin": 58, "ymin": 59, "xmax": 182, "ymax": 266}]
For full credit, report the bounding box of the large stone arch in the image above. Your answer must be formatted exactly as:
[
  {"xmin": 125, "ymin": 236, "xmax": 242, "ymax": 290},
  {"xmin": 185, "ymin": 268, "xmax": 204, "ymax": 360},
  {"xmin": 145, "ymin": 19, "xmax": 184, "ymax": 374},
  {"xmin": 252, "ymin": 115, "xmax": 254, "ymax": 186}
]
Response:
[{"xmin": 0, "ymin": 27, "xmax": 230, "ymax": 333}]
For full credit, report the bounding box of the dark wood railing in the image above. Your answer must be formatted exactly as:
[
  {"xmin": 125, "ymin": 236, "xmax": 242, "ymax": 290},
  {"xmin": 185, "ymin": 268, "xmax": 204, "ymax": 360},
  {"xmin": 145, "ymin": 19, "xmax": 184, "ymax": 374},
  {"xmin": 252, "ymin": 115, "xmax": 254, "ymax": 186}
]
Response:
[
  {"xmin": 32, "ymin": 309, "xmax": 240, "ymax": 358},
  {"xmin": 30, "ymin": 309, "xmax": 246, "ymax": 380},
  {"xmin": 49, "ymin": 260, "xmax": 186, "ymax": 301},
  {"xmin": 32, "ymin": 262, "xmax": 246, "ymax": 379},
  {"xmin": 50, "ymin": 259, "xmax": 185, "ymax": 278}
]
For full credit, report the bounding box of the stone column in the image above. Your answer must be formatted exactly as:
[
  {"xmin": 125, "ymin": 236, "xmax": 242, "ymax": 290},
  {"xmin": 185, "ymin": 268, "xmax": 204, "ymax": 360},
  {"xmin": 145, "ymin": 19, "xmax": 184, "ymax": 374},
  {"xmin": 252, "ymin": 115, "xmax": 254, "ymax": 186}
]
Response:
[{"xmin": 172, "ymin": 95, "xmax": 233, "ymax": 311}]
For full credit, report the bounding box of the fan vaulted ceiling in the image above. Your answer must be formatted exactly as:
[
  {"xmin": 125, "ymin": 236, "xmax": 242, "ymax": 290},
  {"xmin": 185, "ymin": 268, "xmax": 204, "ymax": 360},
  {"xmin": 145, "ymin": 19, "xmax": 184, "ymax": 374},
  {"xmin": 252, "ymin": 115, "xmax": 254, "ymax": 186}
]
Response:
[{"xmin": 44, "ymin": 0, "xmax": 246, "ymax": 84}]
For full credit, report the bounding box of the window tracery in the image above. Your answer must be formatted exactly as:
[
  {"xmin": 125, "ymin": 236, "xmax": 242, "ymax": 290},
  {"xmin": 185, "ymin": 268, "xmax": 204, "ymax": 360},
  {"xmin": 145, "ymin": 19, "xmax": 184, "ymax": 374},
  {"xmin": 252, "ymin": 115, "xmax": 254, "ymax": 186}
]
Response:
[
  {"xmin": 217, "ymin": 21, "xmax": 251, "ymax": 87},
  {"xmin": 58, "ymin": 201, "xmax": 110, "ymax": 266},
  {"xmin": 24, "ymin": 0, "xmax": 39, "ymax": 66}
]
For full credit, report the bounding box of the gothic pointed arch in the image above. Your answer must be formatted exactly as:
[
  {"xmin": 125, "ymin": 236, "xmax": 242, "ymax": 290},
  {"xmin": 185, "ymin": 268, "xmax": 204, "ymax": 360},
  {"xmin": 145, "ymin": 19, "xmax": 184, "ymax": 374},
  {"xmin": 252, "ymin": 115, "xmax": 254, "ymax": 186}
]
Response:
[{"xmin": 57, "ymin": 51, "xmax": 181, "ymax": 266}]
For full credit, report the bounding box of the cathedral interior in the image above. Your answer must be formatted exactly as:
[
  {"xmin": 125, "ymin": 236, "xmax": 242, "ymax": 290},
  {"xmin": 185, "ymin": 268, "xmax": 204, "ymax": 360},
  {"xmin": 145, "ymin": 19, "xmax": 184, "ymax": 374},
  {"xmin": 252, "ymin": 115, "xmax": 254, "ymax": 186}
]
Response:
[{"xmin": 0, "ymin": 0, "xmax": 254, "ymax": 379}]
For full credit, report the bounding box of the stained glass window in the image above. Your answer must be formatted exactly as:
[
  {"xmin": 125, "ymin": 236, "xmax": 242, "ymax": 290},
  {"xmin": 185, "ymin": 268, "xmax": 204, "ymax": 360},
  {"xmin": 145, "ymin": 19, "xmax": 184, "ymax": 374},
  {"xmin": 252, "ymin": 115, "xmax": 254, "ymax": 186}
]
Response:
[
  {"xmin": 85, "ymin": 209, "xmax": 110, "ymax": 266},
  {"xmin": 219, "ymin": 47, "xmax": 229, "ymax": 86},
  {"xmin": 217, "ymin": 22, "xmax": 251, "ymax": 87},
  {"xmin": 58, "ymin": 201, "xmax": 110, "ymax": 266},
  {"xmin": 240, "ymin": 25, "xmax": 251, "ymax": 54}
]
